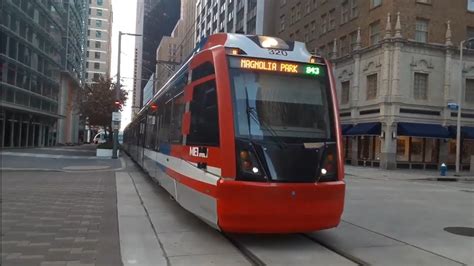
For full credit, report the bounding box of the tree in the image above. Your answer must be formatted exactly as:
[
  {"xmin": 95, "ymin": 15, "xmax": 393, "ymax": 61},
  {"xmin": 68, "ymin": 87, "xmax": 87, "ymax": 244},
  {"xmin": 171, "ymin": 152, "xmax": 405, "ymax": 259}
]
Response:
[{"xmin": 81, "ymin": 76, "xmax": 128, "ymax": 138}]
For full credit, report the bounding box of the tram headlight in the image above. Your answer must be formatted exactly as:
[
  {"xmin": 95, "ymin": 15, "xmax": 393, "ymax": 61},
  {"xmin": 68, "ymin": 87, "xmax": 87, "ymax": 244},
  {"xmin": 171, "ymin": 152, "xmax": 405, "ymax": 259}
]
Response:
[
  {"xmin": 236, "ymin": 144, "xmax": 266, "ymax": 181},
  {"xmin": 319, "ymin": 145, "xmax": 338, "ymax": 181}
]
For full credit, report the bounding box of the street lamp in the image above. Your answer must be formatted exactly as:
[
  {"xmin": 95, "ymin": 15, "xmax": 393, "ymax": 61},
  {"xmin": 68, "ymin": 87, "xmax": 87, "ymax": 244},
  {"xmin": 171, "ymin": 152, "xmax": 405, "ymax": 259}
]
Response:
[
  {"xmin": 113, "ymin": 31, "xmax": 142, "ymax": 159},
  {"xmin": 455, "ymin": 37, "xmax": 474, "ymax": 173}
]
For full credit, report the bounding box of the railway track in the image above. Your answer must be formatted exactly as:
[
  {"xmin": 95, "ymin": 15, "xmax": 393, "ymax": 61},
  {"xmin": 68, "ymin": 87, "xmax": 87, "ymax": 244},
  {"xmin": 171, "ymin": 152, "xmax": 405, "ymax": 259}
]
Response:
[{"xmin": 223, "ymin": 232, "xmax": 368, "ymax": 266}]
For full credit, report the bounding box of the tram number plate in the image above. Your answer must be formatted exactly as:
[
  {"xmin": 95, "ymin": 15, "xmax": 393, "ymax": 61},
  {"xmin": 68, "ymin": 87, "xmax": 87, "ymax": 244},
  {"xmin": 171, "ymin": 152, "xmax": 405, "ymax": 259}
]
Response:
[{"xmin": 268, "ymin": 49, "xmax": 288, "ymax": 56}]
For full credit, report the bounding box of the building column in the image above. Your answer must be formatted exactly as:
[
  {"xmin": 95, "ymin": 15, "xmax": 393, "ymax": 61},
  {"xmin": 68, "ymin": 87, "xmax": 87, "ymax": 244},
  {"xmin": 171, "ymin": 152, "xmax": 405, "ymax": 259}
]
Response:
[
  {"xmin": 38, "ymin": 124, "xmax": 44, "ymax": 147},
  {"xmin": 351, "ymin": 136, "xmax": 359, "ymax": 166},
  {"xmin": 1, "ymin": 114, "xmax": 5, "ymax": 148},
  {"xmin": 32, "ymin": 123, "xmax": 37, "ymax": 147},
  {"xmin": 380, "ymin": 123, "xmax": 397, "ymax": 169},
  {"xmin": 18, "ymin": 117, "xmax": 23, "ymax": 147},
  {"xmin": 25, "ymin": 121, "xmax": 30, "ymax": 147},
  {"xmin": 9, "ymin": 115, "xmax": 15, "ymax": 147},
  {"xmin": 439, "ymin": 140, "xmax": 449, "ymax": 167}
]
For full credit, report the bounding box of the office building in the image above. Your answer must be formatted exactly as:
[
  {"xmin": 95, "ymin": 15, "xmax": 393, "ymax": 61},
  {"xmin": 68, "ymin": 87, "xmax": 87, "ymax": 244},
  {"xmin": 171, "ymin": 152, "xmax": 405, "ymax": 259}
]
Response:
[
  {"xmin": 85, "ymin": 0, "xmax": 113, "ymax": 83},
  {"xmin": 275, "ymin": 0, "xmax": 474, "ymax": 170},
  {"xmin": 132, "ymin": 0, "xmax": 180, "ymax": 117},
  {"xmin": 194, "ymin": 0, "xmax": 276, "ymax": 45},
  {"xmin": 154, "ymin": 0, "xmax": 197, "ymax": 93},
  {"xmin": 1, "ymin": 0, "xmax": 88, "ymax": 147}
]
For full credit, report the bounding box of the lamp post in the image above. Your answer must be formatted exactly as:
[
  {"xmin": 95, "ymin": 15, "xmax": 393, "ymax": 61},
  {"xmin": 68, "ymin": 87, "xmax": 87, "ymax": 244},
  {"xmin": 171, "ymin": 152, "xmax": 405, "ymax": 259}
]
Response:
[
  {"xmin": 455, "ymin": 38, "xmax": 474, "ymax": 173},
  {"xmin": 113, "ymin": 31, "xmax": 141, "ymax": 159}
]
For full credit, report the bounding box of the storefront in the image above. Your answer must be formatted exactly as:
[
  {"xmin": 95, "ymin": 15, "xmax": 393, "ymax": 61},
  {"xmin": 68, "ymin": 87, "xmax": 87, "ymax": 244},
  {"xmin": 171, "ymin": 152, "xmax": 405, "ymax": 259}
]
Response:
[
  {"xmin": 394, "ymin": 123, "xmax": 449, "ymax": 170},
  {"xmin": 447, "ymin": 126, "xmax": 474, "ymax": 171},
  {"xmin": 344, "ymin": 122, "xmax": 381, "ymax": 167}
]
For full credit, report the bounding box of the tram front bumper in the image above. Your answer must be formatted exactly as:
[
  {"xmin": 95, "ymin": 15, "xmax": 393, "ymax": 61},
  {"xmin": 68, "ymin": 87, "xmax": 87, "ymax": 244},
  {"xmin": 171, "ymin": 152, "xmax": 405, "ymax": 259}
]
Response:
[{"xmin": 216, "ymin": 179, "xmax": 345, "ymax": 233}]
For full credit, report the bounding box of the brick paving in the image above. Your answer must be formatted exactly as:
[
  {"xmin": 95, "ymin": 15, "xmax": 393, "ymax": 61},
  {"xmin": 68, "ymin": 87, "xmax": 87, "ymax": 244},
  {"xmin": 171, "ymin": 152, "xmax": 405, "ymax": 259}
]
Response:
[{"xmin": 1, "ymin": 171, "xmax": 121, "ymax": 266}]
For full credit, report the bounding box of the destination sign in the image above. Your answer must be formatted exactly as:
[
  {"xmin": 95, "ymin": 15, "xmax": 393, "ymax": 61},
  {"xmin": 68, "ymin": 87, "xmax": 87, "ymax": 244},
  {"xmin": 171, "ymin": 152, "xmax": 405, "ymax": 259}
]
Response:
[{"xmin": 229, "ymin": 57, "xmax": 323, "ymax": 76}]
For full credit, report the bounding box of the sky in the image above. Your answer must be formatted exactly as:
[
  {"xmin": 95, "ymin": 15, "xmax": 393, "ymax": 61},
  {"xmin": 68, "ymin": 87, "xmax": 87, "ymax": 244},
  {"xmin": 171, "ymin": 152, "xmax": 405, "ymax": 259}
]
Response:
[{"xmin": 110, "ymin": 0, "xmax": 138, "ymax": 130}]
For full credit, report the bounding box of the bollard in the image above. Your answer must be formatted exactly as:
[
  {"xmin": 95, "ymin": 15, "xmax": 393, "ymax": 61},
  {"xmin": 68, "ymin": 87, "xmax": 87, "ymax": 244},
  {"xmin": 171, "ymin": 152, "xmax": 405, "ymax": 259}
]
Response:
[{"xmin": 440, "ymin": 163, "xmax": 447, "ymax": 176}]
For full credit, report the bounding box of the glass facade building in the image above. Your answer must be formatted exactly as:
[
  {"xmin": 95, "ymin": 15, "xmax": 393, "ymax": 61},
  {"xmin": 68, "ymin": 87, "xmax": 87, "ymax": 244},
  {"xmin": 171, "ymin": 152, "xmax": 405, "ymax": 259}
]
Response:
[{"xmin": 0, "ymin": 0, "xmax": 88, "ymax": 147}]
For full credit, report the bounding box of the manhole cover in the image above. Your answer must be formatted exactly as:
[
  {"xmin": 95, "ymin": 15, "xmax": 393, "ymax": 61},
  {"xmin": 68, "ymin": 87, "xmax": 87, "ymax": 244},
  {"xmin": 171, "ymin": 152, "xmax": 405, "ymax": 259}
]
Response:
[{"xmin": 444, "ymin": 227, "xmax": 474, "ymax": 237}]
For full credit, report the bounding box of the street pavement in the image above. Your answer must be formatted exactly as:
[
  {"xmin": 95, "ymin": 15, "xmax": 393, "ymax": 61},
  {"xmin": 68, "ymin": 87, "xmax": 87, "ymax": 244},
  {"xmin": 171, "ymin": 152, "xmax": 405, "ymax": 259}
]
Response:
[
  {"xmin": 1, "ymin": 145, "xmax": 122, "ymax": 266},
  {"xmin": 1, "ymin": 145, "xmax": 473, "ymax": 266}
]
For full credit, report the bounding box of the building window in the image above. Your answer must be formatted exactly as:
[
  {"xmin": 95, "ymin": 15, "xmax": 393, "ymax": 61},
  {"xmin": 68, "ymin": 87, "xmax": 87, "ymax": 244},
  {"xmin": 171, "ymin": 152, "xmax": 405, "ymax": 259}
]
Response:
[
  {"xmin": 280, "ymin": 15, "xmax": 285, "ymax": 31},
  {"xmin": 329, "ymin": 9, "xmax": 335, "ymax": 30},
  {"xmin": 414, "ymin": 73, "xmax": 428, "ymax": 100},
  {"xmin": 310, "ymin": 20, "xmax": 316, "ymax": 39},
  {"xmin": 93, "ymin": 73, "xmax": 100, "ymax": 80},
  {"xmin": 350, "ymin": 30, "xmax": 357, "ymax": 50},
  {"xmin": 97, "ymin": 9, "xmax": 103, "ymax": 16},
  {"xmin": 96, "ymin": 20, "xmax": 102, "ymax": 27},
  {"xmin": 87, "ymin": 40, "xmax": 90, "ymax": 47},
  {"xmin": 95, "ymin": 41, "xmax": 101, "ymax": 48},
  {"xmin": 371, "ymin": 0, "xmax": 382, "ymax": 8},
  {"xmin": 467, "ymin": 27, "xmax": 474, "ymax": 39},
  {"xmin": 96, "ymin": 31, "xmax": 102, "ymax": 38},
  {"xmin": 341, "ymin": 1, "xmax": 349, "ymax": 24},
  {"xmin": 370, "ymin": 21, "xmax": 381, "ymax": 45},
  {"xmin": 416, "ymin": 0, "xmax": 432, "ymax": 4},
  {"xmin": 339, "ymin": 36, "xmax": 347, "ymax": 55},
  {"xmin": 97, "ymin": 0, "xmax": 103, "ymax": 6},
  {"xmin": 415, "ymin": 19, "xmax": 428, "ymax": 43},
  {"xmin": 305, "ymin": 1, "xmax": 311, "ymax": 15},
  {"xmin": 468, "ymin": 0, "xmax": 474, "ymax": 11},
  {"xmin": 466, "ymin": 79, "xmax": 474, "ymax": 103},
  {"xmin": 321, "ymin": 14, "xmax": 327, "ymax": 34},
  {"xmin": 350, "ymin": 0, "xmax": 358, "ymax": 18},
  {"xmin": 95, "ymin": 52, "xmax": 100, "ymax": 59},
  {"xmin": 94, "ymin": 62, "xmax": 100, "ymax": 69},
  {"xmin": 86, "ymin": 62, "xmax": 89, "ymax": 68},
  {"xmin": 341, "ymin": 80, "xmax": 350, "ymax": 104},
  {"xmin": 296, "ymin": 3, "xmax": 301, "ymax": 21},
  {"xmin": 366, "ymin": 74, "xmax": 377, "ymax": 100},
  {"xmin": 291, "ymin": 7, "xmax": 295, "ymax": 24},
  {"xmin": 304, "ymin": 24, "xmax": 309, "ymax": 42}
]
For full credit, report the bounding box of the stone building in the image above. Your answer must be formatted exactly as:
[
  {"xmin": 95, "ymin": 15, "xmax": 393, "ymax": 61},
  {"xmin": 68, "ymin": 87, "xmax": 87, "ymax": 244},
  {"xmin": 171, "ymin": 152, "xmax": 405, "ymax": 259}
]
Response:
[{"xmin": 274, "ymin": 0, "xmax": 474, "ymax": 170}]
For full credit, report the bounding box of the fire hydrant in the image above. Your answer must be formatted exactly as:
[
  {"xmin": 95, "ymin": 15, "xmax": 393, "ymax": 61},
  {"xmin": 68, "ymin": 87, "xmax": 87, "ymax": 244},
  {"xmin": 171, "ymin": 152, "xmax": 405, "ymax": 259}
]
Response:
[{"xmin": 440, "ymin": 163, "xmax": 447, "ymax": 176}]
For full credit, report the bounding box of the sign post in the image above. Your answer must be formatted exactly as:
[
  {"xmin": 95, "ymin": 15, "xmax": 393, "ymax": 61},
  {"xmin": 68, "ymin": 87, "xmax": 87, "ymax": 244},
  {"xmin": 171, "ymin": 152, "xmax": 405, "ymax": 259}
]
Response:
[{"xmin": 112, "ymin": 112, "xmax": 121, "ymax": 159}]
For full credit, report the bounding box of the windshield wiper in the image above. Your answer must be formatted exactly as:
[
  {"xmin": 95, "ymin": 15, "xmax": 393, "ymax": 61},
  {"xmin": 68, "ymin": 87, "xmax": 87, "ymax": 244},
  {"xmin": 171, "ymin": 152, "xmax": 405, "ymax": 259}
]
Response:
[{"xmin": 244, "ymin": 87, "xmax": 287, "ymax": 149}]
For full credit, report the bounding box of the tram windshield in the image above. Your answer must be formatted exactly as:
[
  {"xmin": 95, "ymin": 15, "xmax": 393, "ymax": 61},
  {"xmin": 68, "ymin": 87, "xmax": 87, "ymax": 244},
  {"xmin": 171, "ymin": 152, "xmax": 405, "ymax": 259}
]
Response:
[{"xmin": 229, "ymin": 61, "xmax": 335, "ymax": 144}]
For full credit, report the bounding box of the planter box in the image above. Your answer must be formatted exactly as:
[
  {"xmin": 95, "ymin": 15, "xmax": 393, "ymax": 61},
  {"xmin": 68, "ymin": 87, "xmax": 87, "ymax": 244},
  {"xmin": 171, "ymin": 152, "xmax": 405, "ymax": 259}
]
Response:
[{"xmin": 96, "ymin": 148, "xmax": 119, "ymax": 157}]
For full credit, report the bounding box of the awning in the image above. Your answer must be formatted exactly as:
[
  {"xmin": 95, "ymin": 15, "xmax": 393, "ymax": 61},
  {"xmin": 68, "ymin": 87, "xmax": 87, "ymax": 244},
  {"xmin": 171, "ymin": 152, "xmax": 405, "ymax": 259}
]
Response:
[
  {"xmin": 397, "ymin": 123, "xmax": 450, "ymax": 138},
  {"xmin": 345, "ymin": 122, "xmax": 381, "ymax": 136},
  {"xmin": 448, "ymin": 126, "xmax": 474, "ymax": 139},
  {"xmin": 341, "ymin": 124, "xmax": 353, "ymax": 135}
]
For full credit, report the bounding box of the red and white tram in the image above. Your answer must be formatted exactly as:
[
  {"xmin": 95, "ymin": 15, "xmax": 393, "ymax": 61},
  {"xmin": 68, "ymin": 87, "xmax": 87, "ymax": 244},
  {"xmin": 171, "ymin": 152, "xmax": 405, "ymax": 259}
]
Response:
[{"xmin": 123, "ymin": 33, "xmax": 345, "ymax": 233}]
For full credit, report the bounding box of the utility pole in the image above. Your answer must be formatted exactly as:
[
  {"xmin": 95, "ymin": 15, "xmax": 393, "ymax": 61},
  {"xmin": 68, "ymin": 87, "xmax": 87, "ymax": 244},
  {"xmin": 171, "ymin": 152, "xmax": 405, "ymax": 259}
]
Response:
[{"xmin": 112, "ymin": 31, "xmax": 141, "ymax": 159}]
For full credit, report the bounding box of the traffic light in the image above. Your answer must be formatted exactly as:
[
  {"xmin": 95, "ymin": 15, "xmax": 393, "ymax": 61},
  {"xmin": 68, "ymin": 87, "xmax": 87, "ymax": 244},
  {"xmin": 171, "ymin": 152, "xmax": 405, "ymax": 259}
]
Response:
[{"xmin": 114, "ymin": 100, "xmax": 122, "ymax": 110}]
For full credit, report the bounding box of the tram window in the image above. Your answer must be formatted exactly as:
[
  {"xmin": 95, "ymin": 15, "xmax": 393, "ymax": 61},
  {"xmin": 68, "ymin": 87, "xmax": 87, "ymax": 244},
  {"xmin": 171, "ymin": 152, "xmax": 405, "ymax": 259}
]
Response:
[
  {"xmin": 187, "ymin": 80, "xmax": 220, "ymax": 146},
  {"xmin": 158, "ymin": 101, "xmax": 172, "ymax": 144},
  {"xmin": 145, "ymin": 113, "xmax": 156, "ymax": 149},
  {"xmin": 192, "ymin": 62, "xmax": 215, "ymax": 81},
  {"xmin": 170, "ymin": 95, "xmax": 185, "ymax": 144}
]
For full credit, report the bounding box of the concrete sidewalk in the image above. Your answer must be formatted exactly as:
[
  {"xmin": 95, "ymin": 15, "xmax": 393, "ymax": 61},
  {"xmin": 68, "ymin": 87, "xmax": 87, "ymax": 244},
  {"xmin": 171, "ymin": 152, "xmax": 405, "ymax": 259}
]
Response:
[{"xmin": 345, "ymin": 165, "xmax": 473, "ymax": 181}]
